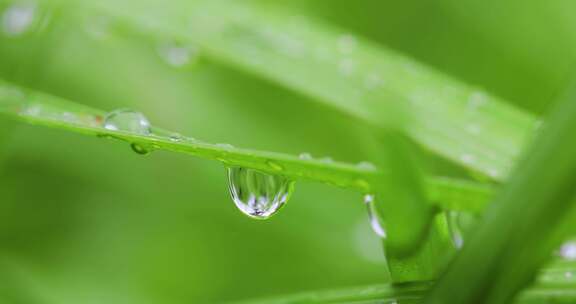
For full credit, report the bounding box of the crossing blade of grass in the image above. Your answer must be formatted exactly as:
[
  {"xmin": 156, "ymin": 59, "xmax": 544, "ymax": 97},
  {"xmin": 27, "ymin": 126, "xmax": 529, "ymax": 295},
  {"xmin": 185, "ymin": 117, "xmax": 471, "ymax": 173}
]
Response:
[
  {"xmin": 0, "ymin": 79, "xmax": 492, "ymax": 213},
  {"xmin": 424, "ymin": 81, "xmax": 576, "ymax": 304},
  {"xmin": 71, "ymin": 0, "xmax": 540, "ymax": 181}
]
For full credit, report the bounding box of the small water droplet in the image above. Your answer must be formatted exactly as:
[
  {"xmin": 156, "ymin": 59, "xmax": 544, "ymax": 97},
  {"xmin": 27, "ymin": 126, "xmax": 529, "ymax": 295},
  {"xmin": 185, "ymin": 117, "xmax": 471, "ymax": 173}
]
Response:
[
  {"xmin": 363, "ymin": 194, "xmax": 386, "ymax": 238},
  {"xmin": 560, "ymin": 241, "xmax": 576, "ymax": 260},
  {"xmin": 168, "ymin": 133, "xmax": 183, "ymax": 142},
  {"xmin": 468, "ymin": 91, "xmax": 488, "ymax": 111},
  {"xmin": 338, "ymin": 58, "xmax": 355, "ymax": 76},
  {"xmin": 298, "ymin": 152, "xmax": 312, "ymax": 160},
  {"xmin": 357, "ymin": 161, "xmax": 376, "ymax": 170},
  {"xmin": 130, "ymin": 143, "xmax": 150, "ymax": 155},
  {"xmin": 216, "ymin": 143, "xmax": 234, "ymax": 149},
  {"xmin": 447, "ymin": 211, "xmax": 464, "ymax": 249},
  {"xmin": 227, "ymin": 167, "xmax": 294, "ymax": 219},
  {"xmin": 487, "ymin": 168, "xmax": 500, "ymax": 179},
  {"xmin": 103, "ymin": 109, "xmax": 151, "ymax": 135},
  {"xmin": 364, "ymin": 73, "xmax": 384, "ymax": 90},
  {"xmin": 465, "ymin": 124, "xmax": 481, "ymax": 135},
  {"xmin": 319, "ymin": 157, "xmax": 333, "ymax": 163},
  {"xmin": 20, "ymin": 103, "xmax": 41, "ymax": 116},
  {"xmin": 337, "ymin": 34, "xmax": 356, "ymax": 54},
  {"xmin": 565, "ymin": 271, "xmax": 574, "ymax": 279},
  {"xmin": 460, "ymin": 153, "xmax": 475, "ymax": 165},
  {"xmin": 1, "ymin": 1, "xmax": 36, "ymax": 36},
  {"xmin": 157, "ymin": 42, "xmax": 198, "ymax": 67}
]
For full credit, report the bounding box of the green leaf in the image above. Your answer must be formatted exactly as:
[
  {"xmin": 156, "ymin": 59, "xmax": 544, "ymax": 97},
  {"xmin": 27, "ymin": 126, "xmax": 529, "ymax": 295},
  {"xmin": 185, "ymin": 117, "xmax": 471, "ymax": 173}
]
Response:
[
  {"xmin": 0, "ymin": 79, "xmax": 492, "ymax": 214},
  {"xmin": 0, "ymin": 0, "xmax": 539, "ymax": 181},
  {"xmin": 81, "ymin": 0, "xmax": 539, "ymax": 180}
]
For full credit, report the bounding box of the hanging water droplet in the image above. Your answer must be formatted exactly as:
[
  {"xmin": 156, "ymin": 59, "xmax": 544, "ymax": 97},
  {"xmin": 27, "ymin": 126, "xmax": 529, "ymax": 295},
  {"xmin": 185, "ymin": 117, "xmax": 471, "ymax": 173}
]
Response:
[
  {"xmin": 227, "ymin": 167, "xmax": 294, "ymax": 219},
  {"xmin": 157, "ymin": 41, "xmax": 199, "ymax": 67},
  {"xmin": 363, "ymin": 194, "xmax": 386, "ymax": 238},
  {"xmin": 447, "ymin": 211, "xmax": 464, "ymax": 249},
  {"xmin": 356, "ymin": 161, "xmax": 376, "ymax": 170},
  {"xmin": 560, "ymin": 241, "xmax": 576, "ymax": 260},
  {"xmin": 298, "ymin": 152, "xmax": 312, "ymax": 160},
  {"xmin": 130, "ymin": 143, "xmax": 150, "ymax": 155},
  {"xmin": 337, "ymin": 34, "xmax": 357, "ymax": 54},
  {"xmin": 1, "ymin": 1, "xmax": 36, "ymax": 36},
  {"xmin": 103, "ymin": 109, "xmax": 151, "ymax": 135}
]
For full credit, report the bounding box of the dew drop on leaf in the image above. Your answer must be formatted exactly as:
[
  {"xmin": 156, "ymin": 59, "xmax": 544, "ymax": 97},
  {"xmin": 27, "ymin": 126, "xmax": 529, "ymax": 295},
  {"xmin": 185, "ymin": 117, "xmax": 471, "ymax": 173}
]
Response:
[
  {"xmin": 447, "ymin": 211, "xmax": 464, "ymax": 249},
  {"xmin": 130, "ymin": 143, "xmax": 151, "ymax": 155},
  {"xmin": 168, "ymin": 133, "xmax": 183, "ymax": 142},
  {"xmin": 356, "ymin": 161, "xmax": 376, "ymax": 170},
  {"xmin": 227, "ymin": 167, "xmax": 294, "ymax": 219},
  {"xmin": 103, "ymin": 109, "xmax": 151, "ymax": 135},
  {"xmin": 363, "ymin": 194, "xmax": 386, "ymax": 238},
  {"xmin": 216, "ymin": 143, "xmax": 234, "ymax": 149},
  {"xmin": 1, "ymin": 1, "xmax": 36, "ymax": 36},
  {"xmin": 560, "ymin": 241, "xmax": 576, "ymax": 260},
  {"xmin": 298, "ymin": 152, "xmax": 312, "ymax": 160},
  {"xmin": 337, "ymin": 34, "xmax": 356, "ymax": 54},
  {"xmin": 157, "ymin": 41, "xmax": 199, "ymax": 67}
]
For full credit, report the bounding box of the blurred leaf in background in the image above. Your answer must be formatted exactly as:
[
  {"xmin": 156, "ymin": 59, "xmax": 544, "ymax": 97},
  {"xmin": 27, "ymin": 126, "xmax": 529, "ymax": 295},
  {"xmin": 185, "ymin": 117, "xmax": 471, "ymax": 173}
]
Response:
[{"xmin": 0, "ymin": 0, "xmax": 574, "ymax": 303}]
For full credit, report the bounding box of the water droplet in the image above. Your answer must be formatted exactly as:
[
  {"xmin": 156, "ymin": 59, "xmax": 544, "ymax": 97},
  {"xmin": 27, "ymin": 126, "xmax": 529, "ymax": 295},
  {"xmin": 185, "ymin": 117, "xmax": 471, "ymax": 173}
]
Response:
[
  {"xmin": 168, "ymin": 133, "xmax": 183, "ymax": 142},
  {"xmin": 319, "ymin": 157, "xmax": 333, "ymax": 163},
  {"xmin": 465, "ymin": 124, "xmax": 481, "ymax": 135},
  {"xmin": 363, "ymin": 194, "xmax": 386, "ymax": 238},
  {"xmin": 130, "ymin": 143, "xmax": 150, "ymax": 155},
  {"xmin": 216, "ymin": 143, "xmax": 234, "ymax": 149},
  {"xmin": 20, "ymin": 103, "xmax": 41, "ymax": 116},
  {"xmin": 468, "ymin": 91, "xmax": 488, "ymax": 111},
  {"xmin": 560, "ymin": 241, "xmax": 576, "ymax": 260},
  {"xmin": 447, "ymin": 211, "xmax": 464, "ymax": 249},
  {"xmin": 357, "ymin": 161, "xmax": 376, "ymax": 170},
  {"xmin": 227, "ymin": 167, "xmax": 294, "ymax": 219},
  {"xmin": 337, "ymin": 34, "xmax": 356, "ymax": 54},
  {"xmin": 565, "ymin": 271, "xmax": 574, "ymax": 279},
  {"xmin": 103, "ymin": 109, "xmax": 151, "ymax": 135},
  {"xmin": 338, "ymin": 58, "xmax": 355, "ymax": 76},
  {"xmin": 487, "ymin": 168, "xmax": 500, "ymax": 179},
  {"xmin": 298, "ymin": 152, "xmax": 312, "ymax": 160},
  {"xmin": 460, "ymin": 153, "xmax": 475, "ymax": 165},
  {"xmin": 157, "ymin": 42, "xmax": 198, "ymax": 67},
  {"xmin": 364, "ymin": 73, "xmax": 384, "ymax": 90},
  {"xmin": 1, "ymin": 2, "xmax": 36, "ymax": 36}
]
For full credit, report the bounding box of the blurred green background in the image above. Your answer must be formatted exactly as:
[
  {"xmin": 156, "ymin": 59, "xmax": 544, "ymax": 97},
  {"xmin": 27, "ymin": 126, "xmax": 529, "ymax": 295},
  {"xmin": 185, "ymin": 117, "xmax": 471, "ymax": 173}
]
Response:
[{"xmin": 0, "ymin": 0, "xmax": 574, "ymax": 303}]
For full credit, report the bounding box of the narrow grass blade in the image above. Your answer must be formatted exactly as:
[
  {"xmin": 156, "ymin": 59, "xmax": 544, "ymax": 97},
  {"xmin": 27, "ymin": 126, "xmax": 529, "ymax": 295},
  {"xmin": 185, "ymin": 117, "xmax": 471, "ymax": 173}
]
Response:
[
  {"xmin": 424, "ymin": 82, "xmax": 576, "ymax": 303},
  {"xmin": 0, "ymin": 79, "xmax": 492, "ymax": 214}
]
